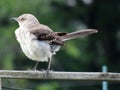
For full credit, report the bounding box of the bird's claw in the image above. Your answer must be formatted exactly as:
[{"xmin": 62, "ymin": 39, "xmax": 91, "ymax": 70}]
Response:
[{"xmin": 44, "ymin": 69, "xmax": 53, "ymax": 78}]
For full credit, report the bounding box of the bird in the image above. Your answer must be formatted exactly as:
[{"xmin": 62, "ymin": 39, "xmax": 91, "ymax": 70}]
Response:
[{"xmin": 12, "ymin": 14, "xmax": 98, "ymax": 75}]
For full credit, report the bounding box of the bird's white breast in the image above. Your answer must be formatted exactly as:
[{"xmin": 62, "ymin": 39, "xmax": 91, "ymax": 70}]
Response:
[{"xmin": 15, "ymin": 27, "xmax": 52, "ymax": 62}]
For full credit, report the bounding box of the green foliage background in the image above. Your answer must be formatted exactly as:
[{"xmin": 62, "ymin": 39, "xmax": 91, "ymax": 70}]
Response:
[{"xmin": 0, "ymin": 0, "xmax": 120, "ymax": 90}]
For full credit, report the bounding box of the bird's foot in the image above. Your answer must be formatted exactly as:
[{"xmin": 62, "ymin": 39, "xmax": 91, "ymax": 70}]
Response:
[
  {"xmin": 44, "ymin": 69, "xmax": 53, "ymax": 78},
  {"xmin": 28, "ymin": 68, "xmax": 53, "ymax": 78}
]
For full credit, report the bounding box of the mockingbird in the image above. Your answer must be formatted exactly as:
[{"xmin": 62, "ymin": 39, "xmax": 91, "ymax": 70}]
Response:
[{"xmin": 12, "ymin": 14, "xmax": 97, "ymax": 74}]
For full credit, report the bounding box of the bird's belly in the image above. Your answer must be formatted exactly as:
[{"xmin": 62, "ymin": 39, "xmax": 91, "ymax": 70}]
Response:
[
  {"xmin": 20, "ymin": 40, "xmax": 52, "ymax": 62},
  {"xmin": 15, "ymin": 29, "xmax": 52, "ymax": 62}
]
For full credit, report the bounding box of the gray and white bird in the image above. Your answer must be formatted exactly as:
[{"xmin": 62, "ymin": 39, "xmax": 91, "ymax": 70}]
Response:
[{"xmin": 12, "ymin": 14, "xmax": 98, "ymax": 73}]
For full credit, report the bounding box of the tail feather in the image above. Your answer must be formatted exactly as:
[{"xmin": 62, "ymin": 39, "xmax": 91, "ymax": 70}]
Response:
[{"xmin": 61, "ymin": 29, "xmax": 98, "ymax": 41}]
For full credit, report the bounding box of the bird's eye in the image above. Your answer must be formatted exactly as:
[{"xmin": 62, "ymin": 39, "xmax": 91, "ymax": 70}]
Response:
[{"xmin": 20, "ymin": 17, "xmax": 25, "ymax": 21}]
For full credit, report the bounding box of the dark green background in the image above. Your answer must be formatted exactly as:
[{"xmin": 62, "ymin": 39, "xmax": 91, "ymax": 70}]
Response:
[{"xmin": 0, "ymin": 0, "xmax": 120, "ymax": 90}]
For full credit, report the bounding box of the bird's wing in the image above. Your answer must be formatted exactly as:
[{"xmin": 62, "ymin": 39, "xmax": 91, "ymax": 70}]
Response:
[{"xmin": 29, "ymin": 24, "xmax": 67, "ymax": 46}]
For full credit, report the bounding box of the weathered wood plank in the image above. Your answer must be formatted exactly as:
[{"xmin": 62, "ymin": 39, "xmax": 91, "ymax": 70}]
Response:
[{"xmin": 0, "ymin": 70, "xmax": 119, "ymax": 81}]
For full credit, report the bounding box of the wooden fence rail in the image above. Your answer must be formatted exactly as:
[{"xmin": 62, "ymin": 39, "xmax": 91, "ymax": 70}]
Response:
[
  {"xmin": 0, "ymin": 70, "xmax": 120, "ymax": 81},
  {"xmin": 0, "ymin": 70, "xmax": 120, "ymax": 90}
]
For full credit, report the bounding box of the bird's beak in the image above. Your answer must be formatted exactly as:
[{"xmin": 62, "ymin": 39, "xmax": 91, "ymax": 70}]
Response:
[{"xmin": 10, "ymin": 17, "xmax": 18, "ymax": 21}]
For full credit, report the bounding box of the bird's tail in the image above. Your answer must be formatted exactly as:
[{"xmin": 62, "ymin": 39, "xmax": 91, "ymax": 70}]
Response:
[{"xmin": 61, "ymin": 29, "xmax": 98, "ymax": 41}]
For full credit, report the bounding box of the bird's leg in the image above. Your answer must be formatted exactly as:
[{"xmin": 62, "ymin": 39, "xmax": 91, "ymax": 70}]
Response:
[
  {"xmin": 47, "ymin": 57, "xmax": 52, "ymax": 71},
  {"xmin": 32, "ymin": 61, "xmax": 39, "ymax": 71},
  {"xmin": 45, "ymin": 57, "xmax": 52, "ymax": 77}
]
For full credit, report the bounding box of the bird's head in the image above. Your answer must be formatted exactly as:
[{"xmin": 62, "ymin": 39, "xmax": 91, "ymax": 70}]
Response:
[{"xmin": 11, "ymin": 14, "xmax": 40, "ymax": 27}]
